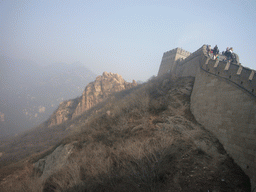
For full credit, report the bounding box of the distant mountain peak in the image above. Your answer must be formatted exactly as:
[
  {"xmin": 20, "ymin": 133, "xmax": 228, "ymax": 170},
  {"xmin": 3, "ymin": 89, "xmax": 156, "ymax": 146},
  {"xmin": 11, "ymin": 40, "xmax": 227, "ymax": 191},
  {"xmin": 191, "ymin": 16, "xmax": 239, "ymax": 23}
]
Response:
[
  {"xmin": 48, "ymin": 72, "xmax": 137, "ymax": 126},
  {"xmin": 0, "ymin": 56, "xmax": 96, "ymax": 136}
]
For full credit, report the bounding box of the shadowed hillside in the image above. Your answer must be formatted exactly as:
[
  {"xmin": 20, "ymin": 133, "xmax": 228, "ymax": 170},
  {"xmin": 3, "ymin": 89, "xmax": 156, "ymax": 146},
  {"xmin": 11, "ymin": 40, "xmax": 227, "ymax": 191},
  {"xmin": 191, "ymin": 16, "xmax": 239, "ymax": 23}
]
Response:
[{"xmin": 0, "ymin": 73, "xmax": 251, "ymax": 192}]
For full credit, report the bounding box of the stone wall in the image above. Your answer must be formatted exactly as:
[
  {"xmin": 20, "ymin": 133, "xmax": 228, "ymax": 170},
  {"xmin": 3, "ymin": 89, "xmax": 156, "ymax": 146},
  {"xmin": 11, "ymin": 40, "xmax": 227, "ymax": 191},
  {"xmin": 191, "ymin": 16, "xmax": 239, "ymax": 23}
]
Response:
[
  {"xmin": 191, "ymin": 65, "xmax": 256, "ymax": 188},
  {"xmin": 200, "ymin": 59, "xmax": 256, "ymax": 97},
  {"xmin": 157, "ymin": 48, "xmax": 191, "ymax": 76},
  {"xmin": 158, "ymin": 44, "xmax": 256, "ymax": 188},
  {"xmin": 173, "ymin": 46, "xmax": 204, "ymax": 77}
]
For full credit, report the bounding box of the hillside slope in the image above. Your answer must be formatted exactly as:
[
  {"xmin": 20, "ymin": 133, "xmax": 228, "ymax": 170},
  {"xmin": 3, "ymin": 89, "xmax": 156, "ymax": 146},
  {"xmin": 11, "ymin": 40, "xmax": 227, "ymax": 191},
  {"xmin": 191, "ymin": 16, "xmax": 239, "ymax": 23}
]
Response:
[
  {"xmin": 0, "ymin": 73, "xmax": 251, "ymax": 192},
  {"xmin": 0, "ymin": 72, "xmax": 137, "ymax": 169}
]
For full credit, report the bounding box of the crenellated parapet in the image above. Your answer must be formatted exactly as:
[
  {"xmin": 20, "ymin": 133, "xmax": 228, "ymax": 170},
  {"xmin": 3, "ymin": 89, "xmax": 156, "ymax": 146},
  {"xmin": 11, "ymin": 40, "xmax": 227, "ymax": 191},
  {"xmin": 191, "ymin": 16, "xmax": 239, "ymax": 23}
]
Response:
[
  {"xmin": 163, "ymin": 44, "xmax": 256, "ymax": 97},
  {"xmin": 158, "ymin": 48, "xmax": 191, "ymax": 76},
  {"xmin": 158, "ymin": 44, "xmax": 256, "ymax": 188},
  {"xmin": 173, "ymin": 46, "xmax": 204, "ymax": 76},
  {"xmin": 162, "ymin": 47, "xmax": 191, "ymax": 58},
  {"xmin": 200, "ymin": 45, "xmax": 256, "ymax": 97},
  {"xmin": 195, "ymin": 45, "xmax": 256, "ymax": 188}
]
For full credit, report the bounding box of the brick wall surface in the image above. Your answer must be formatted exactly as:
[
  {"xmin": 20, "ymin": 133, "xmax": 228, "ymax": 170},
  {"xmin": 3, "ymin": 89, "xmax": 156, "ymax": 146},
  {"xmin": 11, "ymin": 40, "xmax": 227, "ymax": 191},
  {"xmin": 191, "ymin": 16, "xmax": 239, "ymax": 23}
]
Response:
[{"xmin": 158, "ymin": 44, "xmax": 256, "ymax": 189}]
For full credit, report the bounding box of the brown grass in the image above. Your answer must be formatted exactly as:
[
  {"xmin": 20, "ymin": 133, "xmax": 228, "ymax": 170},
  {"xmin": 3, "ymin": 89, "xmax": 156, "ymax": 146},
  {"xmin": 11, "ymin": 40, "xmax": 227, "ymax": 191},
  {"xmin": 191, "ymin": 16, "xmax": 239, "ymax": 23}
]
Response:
[{"xmin": 0, "ymin": 73, "xmax": 251, "ymax": 192}]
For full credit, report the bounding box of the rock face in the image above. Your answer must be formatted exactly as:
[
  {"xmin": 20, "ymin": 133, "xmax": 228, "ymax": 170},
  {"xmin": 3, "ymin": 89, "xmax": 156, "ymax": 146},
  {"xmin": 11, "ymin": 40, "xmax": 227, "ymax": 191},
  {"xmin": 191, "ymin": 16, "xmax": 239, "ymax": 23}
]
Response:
[
  {"xmin": 48, "ymin": 72, "xmax": 137, "ymax": 126},
  {"xmin": 31, "ymin": 75, "xmax": 250, "ymax": 192},
  {"xmin": 34, "ymin": 143, "xmax": 75, "ymax": 181},
  {"xmin": 48, "ymin": 99, "xmax": 79, "ymax": 126}
]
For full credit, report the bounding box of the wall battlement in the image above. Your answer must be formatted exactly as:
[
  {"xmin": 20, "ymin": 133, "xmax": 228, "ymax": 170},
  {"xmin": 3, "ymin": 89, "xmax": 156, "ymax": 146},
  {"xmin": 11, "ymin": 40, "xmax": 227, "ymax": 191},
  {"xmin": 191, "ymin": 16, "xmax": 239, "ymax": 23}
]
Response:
[
  {"xmin": 158, "ymin": 44, "xmax": 256, "ymax": 189},
  {"xmin": 163, "ymin": 47, "xmax": 191, "ymax": 58},
  {"xmin": 159, "ymin": 45, "xmax": 256, "ymax": 97},
  {"xmin": 200, "ymin": 45, "xmax": 256, "ymax": 97},
  {"xmin": 158, "ymin": 48, "xmax": 191, "ymax": 76}
]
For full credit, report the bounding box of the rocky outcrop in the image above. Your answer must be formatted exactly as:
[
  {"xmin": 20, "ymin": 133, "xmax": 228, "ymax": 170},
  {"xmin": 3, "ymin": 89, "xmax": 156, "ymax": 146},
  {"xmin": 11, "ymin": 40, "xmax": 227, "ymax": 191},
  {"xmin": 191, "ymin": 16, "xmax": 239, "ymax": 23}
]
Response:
[
  {"xmin": 1, "ymin": 74, "xmax": 250, "ymax": 192},
  {"xmin": 72, "ymin": 72, "xmax": 137, "ymax": 118},
  {"xmin": 48, "ymin": 99, "xmax": 79, "ymax": 126},
  {"xmin": 31, "ymin": 75, "xmax": 250, "ymax": 192},
  {"xmin": 34, "ymin": 143, "xmax": 76, "ymax": 181},
  {"xmin": 48, "ymin": 72, "xmax": 137, "ymax": 126}
]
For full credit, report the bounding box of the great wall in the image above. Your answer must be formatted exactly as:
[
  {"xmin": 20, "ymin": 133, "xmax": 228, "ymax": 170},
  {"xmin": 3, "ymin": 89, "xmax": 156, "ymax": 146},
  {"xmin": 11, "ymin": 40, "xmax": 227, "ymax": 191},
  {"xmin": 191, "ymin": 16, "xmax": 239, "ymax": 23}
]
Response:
[{"xmin": 158, "ymin": 45, "xmax": 256, "ymax": 189}]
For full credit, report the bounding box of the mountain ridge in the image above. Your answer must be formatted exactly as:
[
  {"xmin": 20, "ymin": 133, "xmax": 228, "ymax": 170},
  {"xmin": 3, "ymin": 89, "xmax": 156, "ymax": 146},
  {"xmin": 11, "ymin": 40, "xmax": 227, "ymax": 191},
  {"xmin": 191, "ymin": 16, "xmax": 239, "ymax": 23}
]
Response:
[
  {"xmin": 0, "ymin": 73, "xmax": 251, "ymax": 191},
  {"xmin": 47, "ymin": 72, "xmax": 137, "ymax": 127},
  {"xmin": 0, "ymin": 55, "xmax": 97, "ymax": 136}
]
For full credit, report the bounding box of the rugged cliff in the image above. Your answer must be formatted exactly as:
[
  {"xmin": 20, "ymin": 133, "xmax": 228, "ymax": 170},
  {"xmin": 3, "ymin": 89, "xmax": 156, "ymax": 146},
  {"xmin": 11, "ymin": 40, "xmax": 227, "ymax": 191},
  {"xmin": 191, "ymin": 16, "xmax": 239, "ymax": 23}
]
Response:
[{"xmin": 48, "ymin": 72, "xmax": 137, "ymax": 126}]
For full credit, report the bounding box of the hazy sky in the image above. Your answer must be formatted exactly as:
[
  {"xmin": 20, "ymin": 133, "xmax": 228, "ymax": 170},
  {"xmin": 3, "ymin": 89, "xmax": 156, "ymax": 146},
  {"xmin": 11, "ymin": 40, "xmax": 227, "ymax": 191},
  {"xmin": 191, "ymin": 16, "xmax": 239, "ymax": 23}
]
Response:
[{"xmin": 1, "ymin": 0, "xmax": 256, "ymax": 82}]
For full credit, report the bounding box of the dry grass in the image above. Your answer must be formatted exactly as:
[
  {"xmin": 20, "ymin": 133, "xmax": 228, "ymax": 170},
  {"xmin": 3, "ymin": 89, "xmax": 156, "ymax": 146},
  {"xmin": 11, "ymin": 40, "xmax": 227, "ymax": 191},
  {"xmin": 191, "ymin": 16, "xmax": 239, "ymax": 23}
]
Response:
[{"xmin": 0, "ymin": 73, "xmax": 251, "ymax": 192}]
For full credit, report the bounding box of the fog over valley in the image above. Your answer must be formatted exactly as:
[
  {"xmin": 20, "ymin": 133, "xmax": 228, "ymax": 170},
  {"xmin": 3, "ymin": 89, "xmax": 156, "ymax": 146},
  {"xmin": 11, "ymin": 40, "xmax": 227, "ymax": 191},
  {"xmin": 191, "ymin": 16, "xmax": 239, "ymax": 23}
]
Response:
[
  {"xmin": 0, "ymin": 56, "xmax": 96, "ymax": 137},
  {"xmin": 1, "ymin": 1, "xmax": 255, "ymax": 136},
  {"xmin": 0, "ymin": 1, "xmax": 255, "ymax": 190}
]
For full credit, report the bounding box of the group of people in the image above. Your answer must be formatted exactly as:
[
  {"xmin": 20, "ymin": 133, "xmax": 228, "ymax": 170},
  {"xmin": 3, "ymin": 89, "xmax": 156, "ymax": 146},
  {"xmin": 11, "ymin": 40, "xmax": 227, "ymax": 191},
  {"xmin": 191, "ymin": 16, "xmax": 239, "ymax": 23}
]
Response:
[
  {"xmin": 223, "ymin": 47, "xmax": 234, "ymax": 62},
  {"xmin": 206, "ymin": 45, "xmax": 234, "ymax": 62},
  {"xmin": 206, "ymin": 45, "xmax": 219, "ymax": 60}
]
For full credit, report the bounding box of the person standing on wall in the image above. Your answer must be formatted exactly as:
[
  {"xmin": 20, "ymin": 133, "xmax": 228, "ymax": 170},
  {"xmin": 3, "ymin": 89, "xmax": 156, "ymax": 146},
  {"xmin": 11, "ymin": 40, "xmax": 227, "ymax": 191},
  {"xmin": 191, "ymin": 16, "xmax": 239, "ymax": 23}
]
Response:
[
  {"xmin": 224, "ymin": 47, "xmax": 230, "ymax": 61},
  {"xmin": 213, "ymin": 45, "xmax": 219, "ymax": 60},
  {"xmin": 229, "ymin": 47, "xmax": 234, "ymax": 62},
  {"xmin": 206, "ymin": 45, "xmax": 212, "ymax": 58}
]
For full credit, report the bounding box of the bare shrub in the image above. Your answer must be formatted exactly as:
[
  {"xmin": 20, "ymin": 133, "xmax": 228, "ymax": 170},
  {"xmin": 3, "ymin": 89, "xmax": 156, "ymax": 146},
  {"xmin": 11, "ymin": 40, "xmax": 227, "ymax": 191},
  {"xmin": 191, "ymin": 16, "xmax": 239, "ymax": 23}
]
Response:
[
  {"xmin": 1, "ymin": 73, "xmax": 250, "ymax": 191},
  {"xmin": 0, "ymin": 168, "xmax": 43, "ymax": 192},
  {"xmin": 42, "ymin": 161, "xmax": 83, "ymax": 192}
]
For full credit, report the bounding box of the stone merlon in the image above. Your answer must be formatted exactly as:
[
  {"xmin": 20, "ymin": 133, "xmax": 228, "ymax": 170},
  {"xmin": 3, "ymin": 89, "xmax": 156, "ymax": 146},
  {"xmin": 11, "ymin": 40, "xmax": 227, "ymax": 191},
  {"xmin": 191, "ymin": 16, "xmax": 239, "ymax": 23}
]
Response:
[{"xmin": 158, "ymin": 44, "xmax": 256, "ymax": 188}]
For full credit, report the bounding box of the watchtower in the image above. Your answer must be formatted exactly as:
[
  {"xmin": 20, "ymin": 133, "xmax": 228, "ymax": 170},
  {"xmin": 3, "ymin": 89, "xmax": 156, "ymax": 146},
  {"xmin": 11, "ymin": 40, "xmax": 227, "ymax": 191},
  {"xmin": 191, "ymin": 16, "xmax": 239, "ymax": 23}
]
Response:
[{"xmin": 158, "ymin": 48, "xmax": 191, "ymax": 76}]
